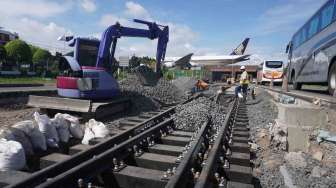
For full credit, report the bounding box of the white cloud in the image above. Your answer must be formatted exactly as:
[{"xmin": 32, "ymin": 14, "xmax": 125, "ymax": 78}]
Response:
[
  {"xmin": 257, "ymin": 0, "xmax": 326, "ymax": 35},
  {"xmin": 3, "ymin": 17, "xmax": 73, "ymax": 54},
  {"xmin": 124, "ymin": 1, "xmax": 151, "ymax": 20},
  {"xmin": 80, "ymin": 0, "xmax": 97, "ymax": 13},
  {"xmin": 0, "ymin": 0, "xmax": 76, "ymax": 54},
  {"xmin": 99, "ymin": 14, "xmax": 133, "ymax": 27},
  {"xmin": 0, "ymin": 0, "xmax": 71, "ymax": 18},
  {"xmin": 98, "ymin": 2, "xmax": 200, "ymax": 57}
]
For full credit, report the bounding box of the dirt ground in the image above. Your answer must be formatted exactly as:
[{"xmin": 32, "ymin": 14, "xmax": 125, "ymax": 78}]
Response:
[{"xmin": 0, "ymin": 106, "xmax": 37, "ymax": 127}]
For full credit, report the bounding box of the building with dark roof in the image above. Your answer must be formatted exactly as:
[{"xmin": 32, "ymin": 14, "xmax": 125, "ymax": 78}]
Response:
[{"xmin": 0, "ymin": 28, "xmax": 19, "ymax": 45}]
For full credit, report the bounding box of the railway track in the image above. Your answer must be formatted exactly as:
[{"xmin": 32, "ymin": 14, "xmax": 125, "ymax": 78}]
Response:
[
  {"xmin": 3, "ymin": 96, "xmax": 197, "ymax": 188},
  {"xmin": 5, "ymin": 94, "xmax": 253, "ymax": 188}
]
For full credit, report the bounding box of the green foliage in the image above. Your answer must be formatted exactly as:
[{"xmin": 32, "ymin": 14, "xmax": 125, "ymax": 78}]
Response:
[
  {"xmin": 129, "ymin": 55, "xmax": 140, "ymax": 69},
  {"xmin": 32, "ymin": 48, "xmax": 51, "ymax": 64},
  {"xmin": 139, "ymin": 56, "xmax": 156, "ymax": 69},
  {"xmin": 128, "ymin": 56, "xmax": 156, "ymax": 70},
  {"xmin": 29, "ymin": 44, "xmax": 40, "ymax": 55},
  {"xmin": 0, "ymin": 45, "xmax": 6, "ymax": 61},
  {"xmin": 165, "ymin": 72, "xmax": 174, "ymax": 80},
  {"xmin": 4, "ymin": 39, "xmax": 32, "ymax": 64}
]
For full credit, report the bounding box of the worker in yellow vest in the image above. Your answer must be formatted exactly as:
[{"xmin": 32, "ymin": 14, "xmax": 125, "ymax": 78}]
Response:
[{"xmin": 235, "ymin": 66, "xmax": 249, "ymax": 97}]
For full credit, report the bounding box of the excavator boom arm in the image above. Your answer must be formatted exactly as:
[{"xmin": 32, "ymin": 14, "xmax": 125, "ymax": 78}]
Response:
[{"xmin": 96, "ymin": 20, "xmax": 169, "ymax": 75}]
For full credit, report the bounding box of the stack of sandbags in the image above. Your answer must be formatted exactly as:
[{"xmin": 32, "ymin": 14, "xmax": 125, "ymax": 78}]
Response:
[
  {"xmin": 0, "ymin": 139, "xmax": 26, "ymax": 171},
  {"xmin": 34, "ymin": 112, "xmax": 60, "ymax": 148},
  {"xmin": 0, "ymin": 112, "xmax": 84, "ymax": 171},
  {"xmin": 82, "ymin": 119, "xmax": 109, "ymax": 145},
  {"xmin": 12, "ymin": 120, "xmax": 47, "ymax": 152},
  {"xmin": 0, "ymin": 129, "xmax": 27, "ymax": 170}
]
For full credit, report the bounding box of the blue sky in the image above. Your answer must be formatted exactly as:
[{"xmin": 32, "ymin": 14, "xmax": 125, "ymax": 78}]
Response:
[{"xmin": 0, "ymin": 0, "xmax": 328, "ymax": 61}]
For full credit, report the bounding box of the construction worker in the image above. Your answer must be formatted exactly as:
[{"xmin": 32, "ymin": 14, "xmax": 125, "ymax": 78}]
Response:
[{"xmin": 235, "ymin": 66, "xmax": 249, "ymax": 98}]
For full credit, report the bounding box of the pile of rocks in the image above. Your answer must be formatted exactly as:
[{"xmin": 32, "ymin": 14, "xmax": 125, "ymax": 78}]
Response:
[
  {"xmin": 120, "ymin": 75, "xmax": 185, "ymax": 104},
  {"xmin": 284, "ymin": 151, "xmax": 336, "ymax": 188},
  {"xmin": 247, "ymin": 91, "xmax": 278, "ymax": 141},
  {"xmin": 172, "ymin": 77, "xmax": 197, "ymax": 95},
  {"xmin": 173, "ymin": 97, "xmax": 211, "ymax": 131},
  {"xmin": 133, "ymin": 65, "xmax": 158, "ymax": 86},
  {"xmin": 173, "ymin": 97, "xmax": 227, "ymax": 131}
]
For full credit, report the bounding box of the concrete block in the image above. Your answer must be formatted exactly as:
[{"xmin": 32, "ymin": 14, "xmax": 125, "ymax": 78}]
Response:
[
  {"xmin": 287, "ymin": 127, "xmax": 309, "ymax": 152},
  {"xmin": 135, "ymin": 153, "xmax": 176, "ymax": 171},
  {"xmin": 0, "ymin": 171, "xmax": 30, "ymax": 187},
  {"xmin": 69, "ymin": 144, "xmax": 92, "ymax": 155},
  {"xmin": 277, "ymin": 103, "xmax": 326, "ymax": 128},
  {"xmin": 40, "ymin": 153, "xmax": 70, "ymax": 169},
  {"xmin": 111, "ymin": 166, "xmax": 167, "ymax": 188}
]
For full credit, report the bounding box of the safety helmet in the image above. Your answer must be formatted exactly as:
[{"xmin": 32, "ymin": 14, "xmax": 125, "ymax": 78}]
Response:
[{"xmin": 240, "ymin": 66, "xmax": 246, "ymax": 70}]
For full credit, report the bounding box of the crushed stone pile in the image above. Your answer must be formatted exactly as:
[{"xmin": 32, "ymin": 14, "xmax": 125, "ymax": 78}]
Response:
[
  {"xmin": 133, "ymin": 65, "xmax": 159, "ymax": 86},
  {"xmin": 172, "ymin": 77, "xmax": 197, "ymax": 95},
  {"xmin": 119, "ymin": 74, "xmax": 186, "ymax": 109},
  {"xmin": 173, "ymin": 97, "xmax": 227, "ymax": 131},
  {"xmin": 284, "ymin": 151, "xmax": 336, "ymax": 188}
]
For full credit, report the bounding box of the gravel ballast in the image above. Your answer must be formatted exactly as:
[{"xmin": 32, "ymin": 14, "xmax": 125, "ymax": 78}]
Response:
[
  {"xmin": 173, "ymin": 96, "xmax": 228, "ymax": 132},
  {"xmin": 248, "ymin": 89, "xmax": 336, "ymax": 188}
]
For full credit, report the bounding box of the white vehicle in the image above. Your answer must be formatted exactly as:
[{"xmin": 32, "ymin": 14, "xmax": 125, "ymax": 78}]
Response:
[
  {"xmin": 257, "ymin": 61, "xmax": 284, "ymax": 84},
  {"xmin": 163, "ymin": 38, "xmax": 250, "ymax": 69},
  {"xmin": 286, "ymin": 0, "xmax": 336, "ymax": 95}
]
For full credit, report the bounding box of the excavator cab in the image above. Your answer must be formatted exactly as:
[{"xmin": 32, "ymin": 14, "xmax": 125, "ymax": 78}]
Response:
[{"xmin": 57, "ymin": 38, "xmax": 120, "ymax": 99}]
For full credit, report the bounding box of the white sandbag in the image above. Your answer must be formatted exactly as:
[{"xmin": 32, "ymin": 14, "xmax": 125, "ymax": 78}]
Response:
[
  {"xmin": 33, "ymin": 112, "xmax": 59, "ymax": 145},
  {"xmin": 0, "ymin": 140, "xmax": 26, "ymax": 171},
  {"xmin": 46, "ymin": 138, "xmax": 59, "ymax": 148},
  {"xmin": 60, "ymin": 114, "xmax": 83, "ymax": 139},
  {"xmin": 87, "ymin": 119, "xmax": 109, "ymax": 138},
  {"xmin": 12, "ymin": 121, "xmax": 47, "ymax": 151},
  {"xmin": 0, "ymin": 129, "xmax": 15, "ymax": 141},
  {"xmin": 81, "ymin": 127, "xmax": 95, "ymax": 145},
  {"xmin": 52, "ymin": 113, "xmax": 70, "ymax": 143},
  {"xmin": 10, "ymin": 128, "xmax": 34, "ymax": 156}
]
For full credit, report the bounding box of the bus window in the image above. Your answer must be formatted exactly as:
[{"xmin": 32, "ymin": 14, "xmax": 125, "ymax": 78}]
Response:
[
  {"xmin": 293, "ymin": 32, "xmax": 300, "ymax": 49},
  {"xmin": 321, "ymin": 2, "xmax": 334, "ymax": 29},
  {"xmin": 265, "ymin": 61, "xmax": 283, "ymax": 69},
  {"xmin": 308, "ymin": 15, "xmax": 320, "ymax": 38},
  {"xmin": 300, "ymin": 27, "xmax": 307, "ymax": 44}
]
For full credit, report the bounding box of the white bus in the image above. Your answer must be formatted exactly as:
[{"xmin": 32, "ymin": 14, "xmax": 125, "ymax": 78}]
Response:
[
  {"xmin": 257, "ymin": 61, "xmax": 284, "ymax": 85},
  {"xmin": 286, "ymin": 0, "xmax": 336, "ymax": 95}
]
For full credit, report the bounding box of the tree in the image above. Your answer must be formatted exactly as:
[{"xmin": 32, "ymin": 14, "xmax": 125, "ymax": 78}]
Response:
[
  {"xmin": 0, "ymin": 45, "xmax": 6, "ymax": 62},
  {"xmin": 129, "ymin": 55, "xmax": 140, "ymax": 69},
  {"xmin": 4, "ymin": 39, "xmax": 32, "ymax": 65},
  {"xmin": 29, "ymin": 44, "xmax": 40, "ymax": 55},
  {"xmin": 32, "ymin": 48, "xmax": 51, "ymax": 64}
]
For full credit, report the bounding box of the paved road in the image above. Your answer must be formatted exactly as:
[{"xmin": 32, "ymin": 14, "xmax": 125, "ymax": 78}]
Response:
[{"xmin": 262, "ymin": 85, "xmax": 336, "ymax": 104}]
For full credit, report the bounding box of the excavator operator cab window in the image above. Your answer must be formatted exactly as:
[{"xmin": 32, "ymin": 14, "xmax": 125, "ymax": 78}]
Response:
[{"xmin": 77, "ymin": 39, "xmax": 99, "ymax": 67}]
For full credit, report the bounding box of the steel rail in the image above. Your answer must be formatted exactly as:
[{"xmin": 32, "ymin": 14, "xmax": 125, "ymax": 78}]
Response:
[
  {"xmin": 165, "ymin": 120, "xmax": 210, "ymax": 188},
  {"xmin": 7, "ymin": 105, "xmax": 182, "ymax": 188},
  {"xmin": 194, "ymin": 99, "xmax": 237, "ymax": 188},
  {"xmin": 36, "ymin": 118, "xmax": 174, "ymax": 188}
]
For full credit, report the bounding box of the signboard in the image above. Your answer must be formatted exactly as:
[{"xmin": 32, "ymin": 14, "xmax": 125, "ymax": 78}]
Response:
[
  {"xmin": 191, "ymin": 67, "xmax": 201, "ymax": 70},
  {"xmin": 119, "ymin": 56, "xmax": 129, "ymax": 67}
]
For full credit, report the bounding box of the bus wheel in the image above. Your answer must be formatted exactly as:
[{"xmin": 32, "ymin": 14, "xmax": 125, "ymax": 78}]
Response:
[
  {"xmin": 293, "ymin": 79, "xmax": 302, "ymax": 90},
  {"xmin": 328, "ymin": 63, "xmax": 336, "ymax": 95}
]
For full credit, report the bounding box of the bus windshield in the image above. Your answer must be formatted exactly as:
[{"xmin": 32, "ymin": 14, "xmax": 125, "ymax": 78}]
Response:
[{"xmin": 265, "ymin": 61, "xmax": 283, "ymax": 69}]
